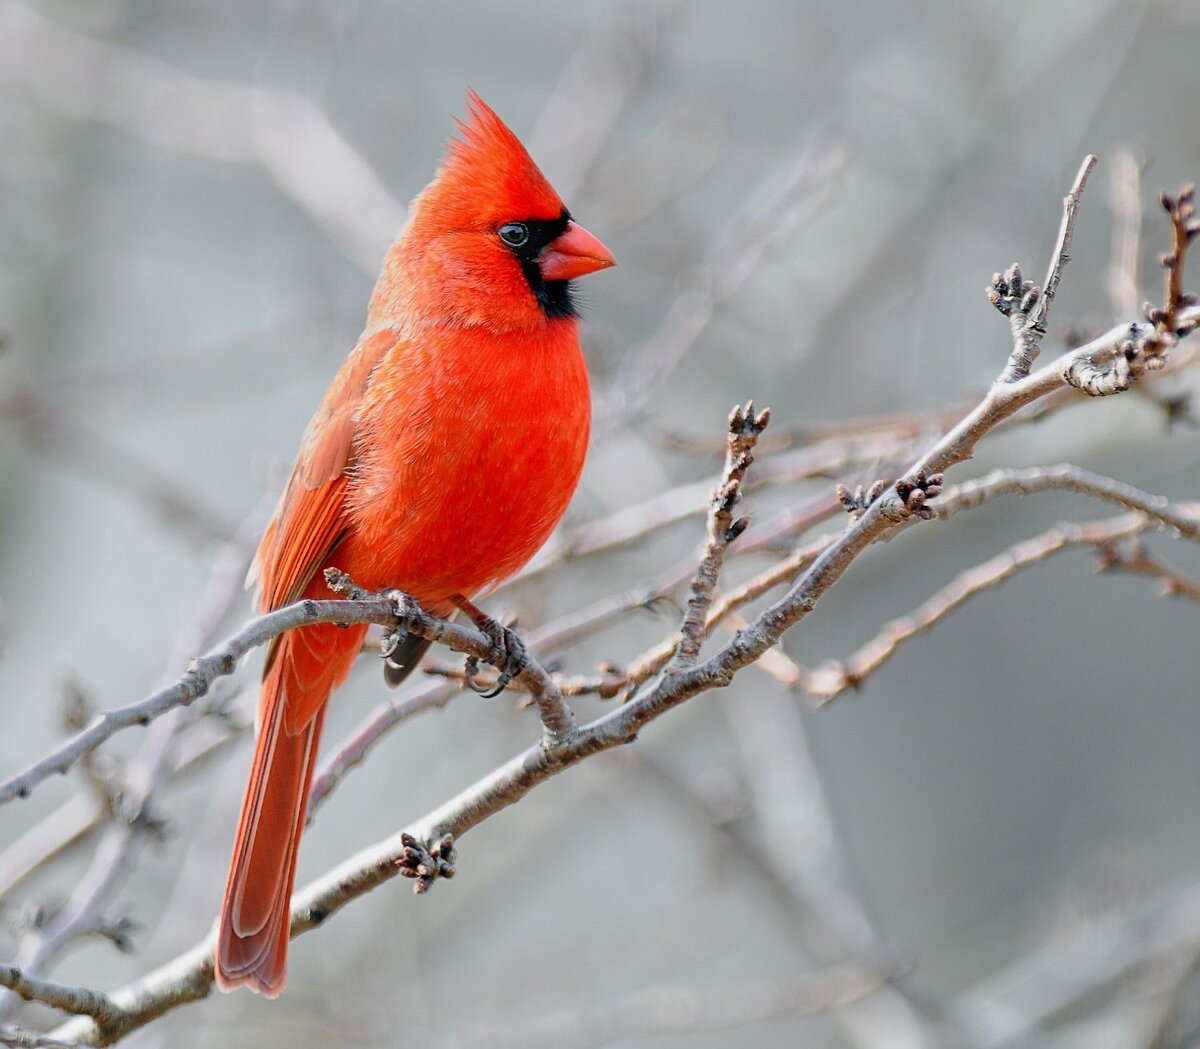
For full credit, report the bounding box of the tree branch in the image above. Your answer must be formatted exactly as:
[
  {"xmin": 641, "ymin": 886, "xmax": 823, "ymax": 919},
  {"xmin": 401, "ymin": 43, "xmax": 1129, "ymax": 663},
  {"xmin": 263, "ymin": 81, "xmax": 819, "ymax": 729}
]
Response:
[
  {"xmin": 993, "ymin": 155, "xmax": 1097, "ymax": 382},
  {"xmin": 667, "ymin": 401, "xmax": 769, "ymax": 671},
  {"xmin": 0, "ymin": 968, "xmax": 122, "ymax": 1027},
  {"xmin": 804, "ymin": 511, "xmax": 1184, "ymax": 702}
]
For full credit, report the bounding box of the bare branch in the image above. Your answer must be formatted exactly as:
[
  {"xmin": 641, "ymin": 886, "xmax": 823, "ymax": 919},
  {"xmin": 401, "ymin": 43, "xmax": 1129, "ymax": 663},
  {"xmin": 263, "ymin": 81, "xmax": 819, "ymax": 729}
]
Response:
[
  {"xmin": 1029, "ymin": 157, "xmax": 1099, "ymax": 341},
  {"xmin": 0, "ymin": 968, "xmax": 122, "ymax": 1027},
  {"xmin": 953, "ymin": 871, "xmax": 1200, "ymax": 1048},
  {"xmin": 805, "ymin": 513, "xmax": 1168, "ymax": 702},
  {"xmin": 933, "ymin": 464, "xmax": 1200, "ymax": 537},
  {"xmin": 668, "ymin": 402, "xmax": 769, "ymax": 670},
  {"xmin": 523, "ymin": 424, "xmax": 894, "ymax": 584},
  {"xmin": 0, "ymin": 1026, "xmax": 81, "ymax": 1049},
  {"xmin": 1156, "ymin": 184, "xmax": 1199, "ymax": 339},
  {"xmin": 994, "ymin": 155, "xmax": 1097, "ymax": 382},
  {"xmin": 1094, "ymin": 536, "xmax": 1200, "ymax": 602}
]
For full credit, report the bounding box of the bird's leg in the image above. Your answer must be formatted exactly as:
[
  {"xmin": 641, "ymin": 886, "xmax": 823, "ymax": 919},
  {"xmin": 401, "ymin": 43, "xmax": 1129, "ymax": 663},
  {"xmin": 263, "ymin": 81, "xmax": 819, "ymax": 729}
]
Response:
[
  {"xmin": 380, "ymin": 590, "xmax": 419, "ymax": 664},
  {"xmin": 450, "ymin": 593, "xmax": 527, "ymax": 698}
]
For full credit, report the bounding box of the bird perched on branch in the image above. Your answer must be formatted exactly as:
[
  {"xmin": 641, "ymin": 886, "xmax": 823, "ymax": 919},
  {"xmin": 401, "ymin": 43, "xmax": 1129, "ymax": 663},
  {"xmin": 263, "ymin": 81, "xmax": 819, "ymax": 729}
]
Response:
[{"xmin": 216, "ymin": 91, "xmax": 614, "ymax": 996}]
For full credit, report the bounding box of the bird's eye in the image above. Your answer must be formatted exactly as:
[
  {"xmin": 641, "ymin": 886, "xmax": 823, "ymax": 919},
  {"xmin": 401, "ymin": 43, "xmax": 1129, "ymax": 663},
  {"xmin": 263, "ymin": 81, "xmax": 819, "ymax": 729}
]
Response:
[{"xmin": 498, "ymin": 222, "xmax": 529, "ymax": 247}]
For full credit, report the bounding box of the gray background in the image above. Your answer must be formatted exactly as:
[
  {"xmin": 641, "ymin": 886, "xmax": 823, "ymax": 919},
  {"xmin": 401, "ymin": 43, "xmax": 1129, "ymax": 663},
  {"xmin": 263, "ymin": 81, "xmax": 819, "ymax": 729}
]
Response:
[{"xmin": 2, "ymin": 1, "xmax": 1200, "ymax": 1046}]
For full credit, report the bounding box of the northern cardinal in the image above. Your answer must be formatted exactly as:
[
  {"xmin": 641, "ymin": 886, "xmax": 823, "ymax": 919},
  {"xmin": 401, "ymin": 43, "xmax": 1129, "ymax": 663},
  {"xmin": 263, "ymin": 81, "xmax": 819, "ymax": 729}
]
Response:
[{"xmin": 216, "ymin": 92, "xmax": 614, "ymax": 996}]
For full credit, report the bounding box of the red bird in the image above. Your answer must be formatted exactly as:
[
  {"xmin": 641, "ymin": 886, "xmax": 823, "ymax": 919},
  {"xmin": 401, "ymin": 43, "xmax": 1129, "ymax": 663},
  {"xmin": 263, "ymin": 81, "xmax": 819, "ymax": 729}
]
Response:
[{"xmin": 216, "ymin": 92, "xmax": 614, "ymax": 996}]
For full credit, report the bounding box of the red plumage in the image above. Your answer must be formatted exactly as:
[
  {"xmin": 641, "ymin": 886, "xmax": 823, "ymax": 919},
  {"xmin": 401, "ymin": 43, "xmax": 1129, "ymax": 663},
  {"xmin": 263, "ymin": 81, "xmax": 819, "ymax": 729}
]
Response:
[{"xmin": 216, "ymin": 92, "xmax": 614, "ymax": 996}]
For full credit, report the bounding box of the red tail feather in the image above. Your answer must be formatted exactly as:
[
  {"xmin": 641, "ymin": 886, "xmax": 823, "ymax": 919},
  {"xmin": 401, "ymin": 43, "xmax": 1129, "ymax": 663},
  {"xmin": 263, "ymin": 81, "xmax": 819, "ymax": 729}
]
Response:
[{"xmin": 216, "ymin": 624, "xmax": 362, "ymax": 996}]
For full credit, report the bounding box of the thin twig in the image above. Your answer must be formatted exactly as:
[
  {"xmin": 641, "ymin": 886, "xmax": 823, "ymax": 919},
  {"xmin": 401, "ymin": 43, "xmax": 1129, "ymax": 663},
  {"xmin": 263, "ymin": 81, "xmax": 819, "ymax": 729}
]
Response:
[
  {"xmin": 995, "ymin": 155, "xmax": 1097, "ymax": 382},
  {"xmin": 1156, "ymin": 184, "xmax": 1198, "ymax": 339},
  {"xmin": 1029, "ymin": 157, "xmax": 1099, "ymax": 339},
  {"xmin": 1094, "ymin": 536, "xmax": 1200, "ymax": 602},
  {"xmin": 668, "ymin": 402, "xmax": 769, "ymax": 670},
  {"xmin": 932, "ymin": 464, "xmax": 1200, "ymax": 537},
  {"xmin": 804, "ymin": 513, "xmax": 1169, "ymax": 702}
]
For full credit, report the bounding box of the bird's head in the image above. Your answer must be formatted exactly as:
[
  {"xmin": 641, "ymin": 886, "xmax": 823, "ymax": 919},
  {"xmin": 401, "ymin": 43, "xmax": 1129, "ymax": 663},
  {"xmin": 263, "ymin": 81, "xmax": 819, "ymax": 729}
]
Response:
[{"xmin": 372, "ymin": 91, "xmax": 615, "ymax": 329}]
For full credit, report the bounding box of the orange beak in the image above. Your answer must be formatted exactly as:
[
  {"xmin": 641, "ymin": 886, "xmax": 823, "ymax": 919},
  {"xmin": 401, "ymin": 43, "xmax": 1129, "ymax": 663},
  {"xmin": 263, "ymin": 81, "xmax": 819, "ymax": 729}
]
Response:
[{"xmin": 539, "ymin": 221, "xmax": 616, "ymax": 281}]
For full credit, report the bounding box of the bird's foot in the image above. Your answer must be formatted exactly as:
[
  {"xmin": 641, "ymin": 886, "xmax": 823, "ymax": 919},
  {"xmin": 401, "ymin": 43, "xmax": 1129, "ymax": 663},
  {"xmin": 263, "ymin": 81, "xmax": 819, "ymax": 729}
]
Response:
[
  {"xmin": 464, "ymin": 618, "xmax": 528, "ymax": 698},
  {"xmin": 451, "ymin": 593, "xmax": 527, "ymax": 698}
]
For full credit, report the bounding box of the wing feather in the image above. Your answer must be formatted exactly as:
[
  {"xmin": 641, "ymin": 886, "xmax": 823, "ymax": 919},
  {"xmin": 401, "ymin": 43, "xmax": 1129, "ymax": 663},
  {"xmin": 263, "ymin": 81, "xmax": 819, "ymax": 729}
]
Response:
[{"xmin": 253, "ymin": 328, "xmax": 402, "ymax": 615}]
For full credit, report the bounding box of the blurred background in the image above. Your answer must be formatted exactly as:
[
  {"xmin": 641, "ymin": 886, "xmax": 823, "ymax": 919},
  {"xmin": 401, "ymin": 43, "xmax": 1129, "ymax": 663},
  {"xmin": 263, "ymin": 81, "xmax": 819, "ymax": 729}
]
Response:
[{"xmin": 3, "ymin": 1, "xmax": 1200, "ymax": 1046}]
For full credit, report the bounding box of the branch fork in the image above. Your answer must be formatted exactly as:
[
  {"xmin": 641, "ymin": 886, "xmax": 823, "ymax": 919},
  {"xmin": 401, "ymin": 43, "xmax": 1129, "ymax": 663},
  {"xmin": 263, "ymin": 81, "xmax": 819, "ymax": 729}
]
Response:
[
  {"xmin": 1061, "ymin": 182, "xmax": 1197, "ymax": 396},
  {"xmin": 322, "ymin": 570, "xmax": 577, "ymax": 749}
]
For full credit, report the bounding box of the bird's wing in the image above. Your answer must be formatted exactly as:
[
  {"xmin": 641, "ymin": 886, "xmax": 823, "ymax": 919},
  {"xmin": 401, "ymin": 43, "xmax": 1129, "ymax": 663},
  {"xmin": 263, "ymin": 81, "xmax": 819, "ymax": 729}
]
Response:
[{"xmin": 253, "ymin": 327, "xmax": 402, "ymax": 616}]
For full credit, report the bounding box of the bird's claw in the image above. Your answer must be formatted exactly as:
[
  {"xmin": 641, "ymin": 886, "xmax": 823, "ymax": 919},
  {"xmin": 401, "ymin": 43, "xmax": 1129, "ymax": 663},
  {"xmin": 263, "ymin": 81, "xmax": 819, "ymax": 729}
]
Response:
[
  {"xmin": 465, "ymin": 619, "xmax": 527, "ymax": 698},
  {"xmin": 380, "ymin": 623, "xmax": 409, "ymax": 666}
]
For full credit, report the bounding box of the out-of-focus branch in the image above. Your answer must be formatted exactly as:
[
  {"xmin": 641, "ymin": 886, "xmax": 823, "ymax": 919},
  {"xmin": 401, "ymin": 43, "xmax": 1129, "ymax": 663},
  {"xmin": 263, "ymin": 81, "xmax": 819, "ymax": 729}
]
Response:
[
  {"xmin": 0, "ymin": 1025, "xmax": 79, "ymax": 1048},
  {"xmin": 1094, "ymin": 535, "xmax": 1200, "ymax": 601},
  {"xmin": 953, "ymin": 871, "xmax": 1200, "ymax": 1048},
  {"xmin": 804, "ymin": 511, "xmax": 1185, "ymax": 702},
  {"xmin": 0, "ymin": 3, "xmax": 404, "ymax": 271},
  {"xmin": 456, "ymin": 966, "xmax": 891, "ymax": 1049},
  {"xmin": 1107, "ymin": 149, "xmax": 1143, "ymax": 317},
  {"xmin": 0, "ymin": 700, "xmax": 248, "ymax": 902},
  {"xmin": 526, "ymin": 0, "xmax": 682, "ymax": 203},
  {"xmin": 599, "ymin": 139, "xmax": 845, "ymax": 429},
  {"xmin": 0, "ymin": 388, "xmax": 232, "ymax": 547}
]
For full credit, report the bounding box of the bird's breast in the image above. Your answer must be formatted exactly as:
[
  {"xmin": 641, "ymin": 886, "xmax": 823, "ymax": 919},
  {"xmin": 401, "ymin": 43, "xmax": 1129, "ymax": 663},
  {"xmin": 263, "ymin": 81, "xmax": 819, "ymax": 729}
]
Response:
[{"xmin": 341, "ymin": 322, "xmax": 590, "ymax": 602}]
